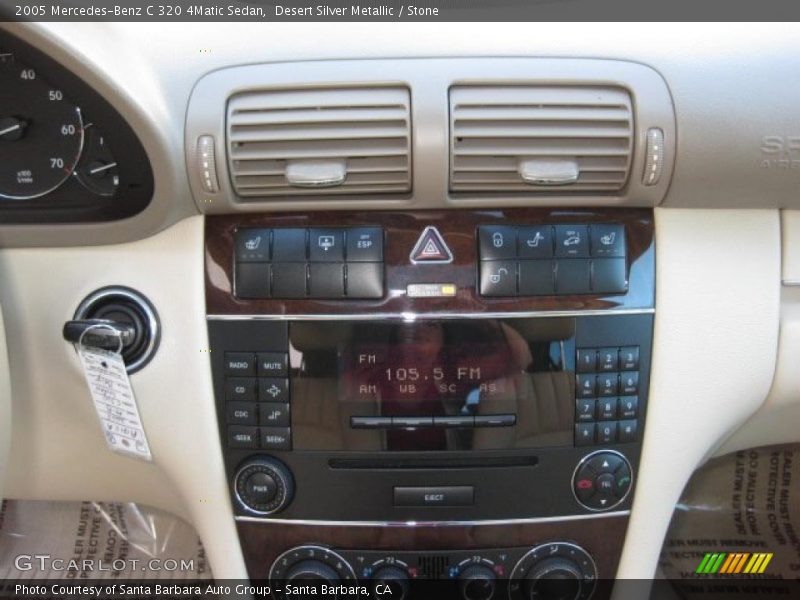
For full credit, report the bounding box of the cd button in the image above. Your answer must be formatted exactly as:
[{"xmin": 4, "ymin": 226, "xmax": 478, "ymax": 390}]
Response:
[{"xmin": 225, "ymin": 377, "xmax": 257, "ymax": 402}]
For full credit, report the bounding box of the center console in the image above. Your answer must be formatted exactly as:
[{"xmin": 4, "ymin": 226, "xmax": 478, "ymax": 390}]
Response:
[{"xmin": 205, "ymin": 208, "xmax": 654, "ymax": 599}]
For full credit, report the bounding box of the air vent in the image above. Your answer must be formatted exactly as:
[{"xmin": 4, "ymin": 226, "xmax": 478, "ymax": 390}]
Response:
[
  {"xmin": 450, "ymin": 86, "xmax": 634, "ymax": 193},
  {"xmin": 227, "ymin": 87, "xmax": 411, "ymax": 198}
]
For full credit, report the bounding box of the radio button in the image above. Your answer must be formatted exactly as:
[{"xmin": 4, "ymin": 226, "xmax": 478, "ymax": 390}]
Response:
[
  {"xmin": 618, "ymin": 396, "xmax": 638, "ymax": 419},
  {"xmin": 260, "ymin": 427, "xmax": 291, "ymax": 451},
  {"xmin": 575, "ymin": 423, "xmax": 595, "ymax": 446},
  {"xmin": 576, "ymin": 399, "xmax": 595, "ymax": 422},
  {"xmin": 227, "ymin": 402, "xmax": 257, "ymax": 425},
  {"xmin": 259, "ymin": 403, "xmax": 290, "ymax": 427},
  {"xmin": 257, "ymin": 352, "xmax": 288, "ymax": 377},
  {"xmin": 433, "ymin": 415, "xmax": 474, "ymax": 427},
  {"xmin": 393, "ymin": 486, "xmax": 474, "ymax": 507},
  {"xmin": 258, "ymin": 378, "xmax": 289, "ymax": 403},
  {"xmin": 224, "ymin": 352, "xmax": 256, "ymax": 376},
  {"xmin": 346, "ymin": 227, "xmax": 383, "ymax": 262},
  {"xmin": 228, "ymin": 426, "xmax": 259, "ymax": 449},
  {"xmin": 596, "ymin": 398, "xmax": 617, "ymax": 421},
  {"xmin": 225, "ymin": 377, "xmax": 257, "ymax": 402}
]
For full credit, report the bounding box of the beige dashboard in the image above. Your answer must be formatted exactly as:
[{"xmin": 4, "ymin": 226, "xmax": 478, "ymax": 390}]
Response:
[{"xmin": 0, "ymin": 21, "xmax": 798, "ymax": 592}]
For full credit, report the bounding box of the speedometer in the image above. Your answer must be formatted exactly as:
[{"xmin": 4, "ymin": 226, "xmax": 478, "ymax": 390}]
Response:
[{"xmin": 0, "ymin": 57, "xmax": 84, "ymax": 200}]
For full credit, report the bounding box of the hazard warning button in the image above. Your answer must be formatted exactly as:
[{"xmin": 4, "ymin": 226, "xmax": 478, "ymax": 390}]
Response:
[{"xmin": 410, "ymin": 226, "xmax": 453, "ymax": 264}]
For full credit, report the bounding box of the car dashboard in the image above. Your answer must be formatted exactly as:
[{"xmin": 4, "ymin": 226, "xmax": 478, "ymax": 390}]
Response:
[{"xmin": 0, "ymin": 21, "xmax": 798, "ymax": 600}]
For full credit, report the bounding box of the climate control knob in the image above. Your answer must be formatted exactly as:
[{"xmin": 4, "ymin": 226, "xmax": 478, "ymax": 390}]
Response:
[
  {"xmin": 524, "ymin": 558, "xmax": 582, "ymax": 600},
  {"xmin": 371, "ymin": 565, "xmax": 410, "ymax": 600},
  {"xmin": 509, "ymin": 543, "xmax": 596, "ymax": 600},
  {"xmin": 234, "ymin": 456, "xmax": 294, "ymax": 515},
  {"xmin": 458, "ymin": 564, "xmax": 497, "ymax": 600},
  {"xmin": 270, "ymin": 545, "xmax": 357, "ymax": 599}
]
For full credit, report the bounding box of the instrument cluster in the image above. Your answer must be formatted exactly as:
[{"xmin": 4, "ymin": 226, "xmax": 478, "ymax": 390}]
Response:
[{"xmin": 0, "ymin": 35, "xmax": 152, "ymax": 224}]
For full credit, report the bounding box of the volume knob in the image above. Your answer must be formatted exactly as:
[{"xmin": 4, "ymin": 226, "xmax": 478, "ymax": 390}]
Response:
[{"xmin": 234, "ymin": 456, "xmax": 294, "ymax": 515}]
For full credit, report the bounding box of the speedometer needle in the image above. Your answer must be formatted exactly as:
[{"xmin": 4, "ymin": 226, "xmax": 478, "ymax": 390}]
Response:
[
  {"xmin": 0, "ymin": 123, "xmax": 21, "ymax": 136},
  {"xmin": 89, "ymin": 162, "xmax": 117, "ymax": 175}
]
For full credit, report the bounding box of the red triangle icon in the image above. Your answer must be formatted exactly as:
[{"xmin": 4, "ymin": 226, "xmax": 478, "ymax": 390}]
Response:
[{"xmin": 410, "ymin": 226, "xmax": 453, "ymax": 264}]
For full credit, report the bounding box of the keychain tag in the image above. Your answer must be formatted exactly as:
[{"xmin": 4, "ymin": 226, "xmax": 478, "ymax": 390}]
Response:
[{"xmin": 75, "ymin": 325, "xmax": 152, "ymax": 462}]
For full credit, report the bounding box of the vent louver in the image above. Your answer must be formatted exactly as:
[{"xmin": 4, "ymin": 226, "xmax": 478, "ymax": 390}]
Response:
[
  {"xmin": 450, "ymin": 86, "xmax": 634, "ymax": 193},
  {"xmin": 227, "ymin": 87, "xmax": 411, "ymax": 197}
]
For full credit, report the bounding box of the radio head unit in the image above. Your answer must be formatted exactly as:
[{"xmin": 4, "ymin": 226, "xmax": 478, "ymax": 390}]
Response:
[{"xmin": 208, "ymin": 313, "xmax": 651, "ymax": 522}]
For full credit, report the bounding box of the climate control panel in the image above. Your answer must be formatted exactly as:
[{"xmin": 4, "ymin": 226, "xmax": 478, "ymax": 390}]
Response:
[{"xmin": 267, "ymin": 543, "xmax": 597, "ymax": 600}]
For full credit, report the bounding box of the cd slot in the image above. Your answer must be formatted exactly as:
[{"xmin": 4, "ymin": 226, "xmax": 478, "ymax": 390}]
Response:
[{"xmin": 328, "ymin": 455, "xmax": 538, "ymax": 470}]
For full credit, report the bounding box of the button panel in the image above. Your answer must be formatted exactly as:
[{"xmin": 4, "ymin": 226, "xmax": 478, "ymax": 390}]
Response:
[
  {"xmin": 573, "ymin": 450, "xmax": 633, "ymax": 511},
  {"xmin": 224, "ymin": 350, "xmax": 292, "ymax": 450},
  {"xmin": 574, "ymin": 345, "xmax": 640, "ymax": 446},
  {"xmin": 233, "ymin": 227, "xmax": 385, "ymax": 300},
  {"xmin": 478, "ymin": 223, "xmax": 628, "ymax": 297}
]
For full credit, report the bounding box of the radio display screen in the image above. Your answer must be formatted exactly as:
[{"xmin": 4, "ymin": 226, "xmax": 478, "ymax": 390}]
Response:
[{"xmin": 289, "ymin": 318, "xmax": 576, "ymax": 451}]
